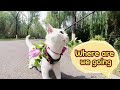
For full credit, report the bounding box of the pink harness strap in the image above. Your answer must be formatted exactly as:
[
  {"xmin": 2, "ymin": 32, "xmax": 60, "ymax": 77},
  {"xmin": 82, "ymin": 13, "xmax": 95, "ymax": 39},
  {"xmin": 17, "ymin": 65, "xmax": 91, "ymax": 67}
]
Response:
[{"xmin": 47, "ymin": 47, "xmax": 67, "ymax": 55}]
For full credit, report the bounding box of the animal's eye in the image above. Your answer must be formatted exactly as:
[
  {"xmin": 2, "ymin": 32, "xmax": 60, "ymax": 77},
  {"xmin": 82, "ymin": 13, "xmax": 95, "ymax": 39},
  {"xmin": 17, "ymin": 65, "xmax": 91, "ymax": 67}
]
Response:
[{"xmin": 60, "ymin": 31, "xmax": 64, "ymax": 34}]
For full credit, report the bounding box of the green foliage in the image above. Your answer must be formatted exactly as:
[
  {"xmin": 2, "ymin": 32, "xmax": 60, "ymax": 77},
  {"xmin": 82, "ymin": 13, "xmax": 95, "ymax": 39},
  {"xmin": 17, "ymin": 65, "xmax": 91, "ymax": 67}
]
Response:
[
  {"xmin": 0, "ymin": 11, "xmax": 46, "ymax": 39},
  {"xmin": 67, "ymin": 38, "xmax": 82, "ymax": 48},
  {"xmin": 114, "ymin": 37, "xmax": 120, "ymax": 52},
  {"xmin": 0, "ymin": 11, "xmax": 120, "ymax": 46},
  {"xmin": 33, "ymin": 44, "xmax": 41, "ymax": 49},
  {"xmin": 34, "ymin": 59, "xmax": 40, "ymax": 67},
  {"xmin": 107, "ymin": 11, "xmax": 120, "ymax": 45},
  {"xmin": 33, "ymin": 40, "xmax": 46, "ymax": 57},
  {"xmin": 62, "ymin": 11, "xmax": 109, "ymax": 42},
  {"xmin": 44, "ymin": 11, "xmax": 59, "ymax": 28},
  {"xmin": 32, "ymin": 40, "xmax": 47, "ymax": 68},
  {"xmin": 29, "ymin": 22, "xmax": 46, "ymax": 39},
  {"xmin": 44, "ymin": 11, "xmax": 69, "ymax": 28},
  {"xmin": 44, "ymin": 11, "xmax": 120, "ymax": 49},
  {"xmin": 91, "ymin": 35, "xmax": 105, "ymax": 41}
]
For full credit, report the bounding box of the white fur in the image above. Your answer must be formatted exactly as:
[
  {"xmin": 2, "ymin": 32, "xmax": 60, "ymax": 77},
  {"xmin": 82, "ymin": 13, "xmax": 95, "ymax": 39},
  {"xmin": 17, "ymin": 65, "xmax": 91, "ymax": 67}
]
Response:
[{"xmin": 26, "ymin": 24, "xmax": 69, "ymax": 79}]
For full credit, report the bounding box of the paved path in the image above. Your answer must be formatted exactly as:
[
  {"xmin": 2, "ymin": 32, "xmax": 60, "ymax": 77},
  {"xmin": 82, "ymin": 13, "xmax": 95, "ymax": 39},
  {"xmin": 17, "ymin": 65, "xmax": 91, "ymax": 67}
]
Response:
[{"xmin": 0, "ymin": 39, "xmax": 120, "ymax": 79}]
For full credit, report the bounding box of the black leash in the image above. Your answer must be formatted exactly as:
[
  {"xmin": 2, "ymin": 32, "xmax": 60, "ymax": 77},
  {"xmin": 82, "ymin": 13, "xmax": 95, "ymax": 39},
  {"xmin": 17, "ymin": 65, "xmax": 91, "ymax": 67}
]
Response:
[{"xmin": 64, "ymin": 11, "xmax": 95, "ymax": 31}]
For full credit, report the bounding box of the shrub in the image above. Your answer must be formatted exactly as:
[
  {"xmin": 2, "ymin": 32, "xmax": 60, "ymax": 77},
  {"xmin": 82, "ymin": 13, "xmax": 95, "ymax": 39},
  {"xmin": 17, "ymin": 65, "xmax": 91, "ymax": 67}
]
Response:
[
  {"xmin": 67, "ymin": 38, "xmax": 82, "ymax": 48},
  {"xmin": 114, "ymin": 37, "xmax": 120, "ymax": 52},
  {"xmin": 91, "ymin": 35, "xmax": 105, "ymax": 41}
]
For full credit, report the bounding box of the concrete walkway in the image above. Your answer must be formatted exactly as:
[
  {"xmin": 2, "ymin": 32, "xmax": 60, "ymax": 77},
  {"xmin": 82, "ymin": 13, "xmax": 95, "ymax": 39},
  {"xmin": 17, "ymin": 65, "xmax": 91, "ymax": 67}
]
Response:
[{"xmin": 0, "ymin": 39, "xmax": 120, "ymax": 79}]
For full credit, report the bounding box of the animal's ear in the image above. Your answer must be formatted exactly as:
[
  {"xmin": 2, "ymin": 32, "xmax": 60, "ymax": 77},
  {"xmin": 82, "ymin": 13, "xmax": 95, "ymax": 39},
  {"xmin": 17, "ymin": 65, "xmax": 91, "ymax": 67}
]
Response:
[{"xmin": 47, "ymin": 24, "xmax": 53, "ymax": 33}]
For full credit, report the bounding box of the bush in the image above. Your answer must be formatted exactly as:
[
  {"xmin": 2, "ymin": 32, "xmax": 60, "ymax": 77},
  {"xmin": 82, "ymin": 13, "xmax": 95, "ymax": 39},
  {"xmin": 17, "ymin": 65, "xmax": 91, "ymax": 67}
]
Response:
[
  {"xmin": 114, "ymin": 37, "xmax": 120, "ymax": 52},
  {"xmin": 67, "ymin": 38, "xmax": 82, "ymax": 48},
  {"xmin": 91, "ymin": 35, "xmax": 105, "ymax": 41}
]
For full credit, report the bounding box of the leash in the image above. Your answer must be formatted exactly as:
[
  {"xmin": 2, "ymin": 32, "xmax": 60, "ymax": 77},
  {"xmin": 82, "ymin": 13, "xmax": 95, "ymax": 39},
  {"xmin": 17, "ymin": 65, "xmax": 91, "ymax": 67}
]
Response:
[{"xmin": 64, "ymin": 11, "xmax": 95, "ymax": 31}]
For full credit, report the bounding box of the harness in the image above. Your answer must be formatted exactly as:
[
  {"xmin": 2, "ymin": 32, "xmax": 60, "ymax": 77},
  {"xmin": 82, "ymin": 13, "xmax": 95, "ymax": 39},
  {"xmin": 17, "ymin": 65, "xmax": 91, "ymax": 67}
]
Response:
[
  {"xmin": 45, "ymin": 47, "xmax": 63, "ymax": 64},
  {"xmin": 29, "ymin": 43, "xmax": 67, "ymax": 66}
]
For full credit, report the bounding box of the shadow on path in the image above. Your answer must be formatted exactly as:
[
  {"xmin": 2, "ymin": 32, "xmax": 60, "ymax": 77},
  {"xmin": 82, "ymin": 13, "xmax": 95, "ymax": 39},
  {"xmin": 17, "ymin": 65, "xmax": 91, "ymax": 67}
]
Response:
[
  {"xmin": 35, "ymin": 67, "xmax": 89, "ymax": 79},
  {"xmin": 61, "ymin": 72, "xmax": 89, "ymax": 79},
  {"xmin": 49, "ymin": 70, "xmax": 90, "ymax": 79}
]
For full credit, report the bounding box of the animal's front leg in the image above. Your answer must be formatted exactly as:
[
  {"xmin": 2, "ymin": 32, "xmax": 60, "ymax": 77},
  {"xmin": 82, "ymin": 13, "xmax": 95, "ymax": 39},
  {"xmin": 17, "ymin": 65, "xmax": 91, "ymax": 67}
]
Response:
[
  {"xmin": 53, "ymin": 61, "xmax": 61, "ymax": 79},
  {"xmin": 41, "ymin": 59, "xmax": 52, "ymax": 79},
  {"xmin": 41, "ymin": 68, "xmax": 51, "ymax": 79}
]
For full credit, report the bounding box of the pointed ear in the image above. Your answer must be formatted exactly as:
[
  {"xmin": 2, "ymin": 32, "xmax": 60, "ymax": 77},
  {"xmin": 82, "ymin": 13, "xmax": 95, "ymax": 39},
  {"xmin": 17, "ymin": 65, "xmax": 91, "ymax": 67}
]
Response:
[{"xmin": 47, "ymin": 24, "xmax": 53, "ymax": 33}]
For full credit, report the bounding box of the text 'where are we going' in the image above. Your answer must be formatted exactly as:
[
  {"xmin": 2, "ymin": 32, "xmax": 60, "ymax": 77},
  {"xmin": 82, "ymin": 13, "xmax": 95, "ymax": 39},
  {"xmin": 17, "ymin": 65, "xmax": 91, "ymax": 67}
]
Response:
[
  {"xmin": 70, "ymin": 41, "xmax": 119, "ymax": 78},
  {"xmin": 74, "ymin": 49, "xmax": 115, "ymax": 67}
]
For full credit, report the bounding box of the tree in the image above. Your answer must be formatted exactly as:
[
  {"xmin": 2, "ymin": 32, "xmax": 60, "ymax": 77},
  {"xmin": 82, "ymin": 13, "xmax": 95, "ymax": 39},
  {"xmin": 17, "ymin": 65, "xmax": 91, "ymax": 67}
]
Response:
[
  {"xmin": 107, "ymin": 11, "xmax": 120, "ymax": 45},
  {"xmin": 26, "ymin": 11, "xmax": 40, "ymax": 35},
  {"xmin": 44, "ymin": 11, "xmax": 70, "ymax": 28},
  {"xmin": 0, "ymin": 11, "xmax": 46, "ymax": 39},
  {"xmin": 70, "ymin": 11, "xmax": 77, "ymax": 41},
  {"xmin": 10, "ymin": 11, "xmax": 21, "ymax": 39}
]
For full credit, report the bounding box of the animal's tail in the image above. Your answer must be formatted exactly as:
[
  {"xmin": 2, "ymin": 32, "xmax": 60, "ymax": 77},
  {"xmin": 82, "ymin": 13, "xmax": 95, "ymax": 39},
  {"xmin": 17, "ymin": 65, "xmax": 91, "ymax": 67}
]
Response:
[{"xmin": 25, "ymin": 35, "xmax": 33, "ymax": 48}]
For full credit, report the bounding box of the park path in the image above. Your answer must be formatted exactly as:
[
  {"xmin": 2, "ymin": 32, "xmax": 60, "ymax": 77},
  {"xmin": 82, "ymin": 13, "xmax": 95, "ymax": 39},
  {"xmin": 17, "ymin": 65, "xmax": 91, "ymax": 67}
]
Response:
[{"xmin": 0, "ymin": 39, "xmax": 120, "ymax": 79}]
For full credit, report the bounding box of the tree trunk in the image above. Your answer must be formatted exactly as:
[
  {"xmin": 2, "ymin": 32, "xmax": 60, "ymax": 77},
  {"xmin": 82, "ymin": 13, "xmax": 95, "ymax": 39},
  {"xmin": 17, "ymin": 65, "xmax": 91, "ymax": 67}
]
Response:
[
  {"xmin": 90, "ymin": 12, "xmax": 94, "ymax": 38},
  {"xmin": 15, "ymin": 12, "xmax": 20, "ymax": 39},
  {"xmin": 105, "ymin": 12, "xmax": 108, "ymax": 40},
  {"xmin": 27, "ymin": 12, "xmax": 34, "ymax": 35},
  {"xmin": 16, "ymin": 17, "xmax": 18, "ymax": 39},
  {"xmin": 71, "ymin": 11, "xmax": 77, "ymax": 41},
  {"xmin": 27, "ymin": 25, "xmax": 29, "ymax": 35},
  {"xmin": 58, "ymin": 11, "xmax": 61, "ymax": 28}
]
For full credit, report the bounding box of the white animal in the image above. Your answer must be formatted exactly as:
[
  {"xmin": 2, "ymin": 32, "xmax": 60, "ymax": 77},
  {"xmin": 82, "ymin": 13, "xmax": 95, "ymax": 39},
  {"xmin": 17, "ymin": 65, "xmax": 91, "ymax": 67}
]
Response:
[{"xmin": 26, "ymin": 24, "xmax": 69, "ymax": 79}]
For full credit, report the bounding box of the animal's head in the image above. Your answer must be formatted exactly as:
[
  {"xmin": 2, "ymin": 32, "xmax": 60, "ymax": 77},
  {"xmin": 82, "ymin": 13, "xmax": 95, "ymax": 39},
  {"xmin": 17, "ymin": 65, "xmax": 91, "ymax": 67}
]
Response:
[{"xmin": 45, "ymin": 24, "xmax": 69, "ymax": 48}]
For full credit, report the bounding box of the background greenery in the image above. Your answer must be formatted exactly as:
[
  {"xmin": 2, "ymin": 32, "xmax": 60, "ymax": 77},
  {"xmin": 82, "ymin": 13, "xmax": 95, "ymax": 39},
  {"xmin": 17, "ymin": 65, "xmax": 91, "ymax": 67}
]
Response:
[{"xmin": 0, "ymin": 11, "xmax": 120, "ymax": 76}]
